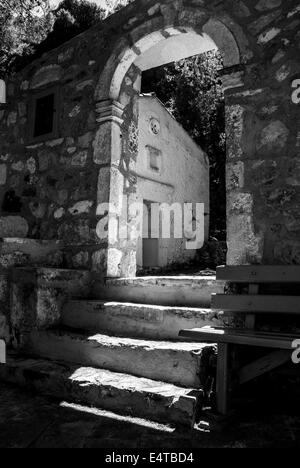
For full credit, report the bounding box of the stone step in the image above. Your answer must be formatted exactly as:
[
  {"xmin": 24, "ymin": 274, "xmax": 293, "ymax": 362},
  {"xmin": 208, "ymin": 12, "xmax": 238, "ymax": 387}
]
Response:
[
  {"xmin": 0, "ymin": 355, "xmax": 201, "ymax": 427},
  {"xmin": 62, "ymin": 300, "xmax": 221, "ymax": 340},
  {"xmin": 27, "ymin": 330, "xmax": 212, "ymax": 388},
  {"xmin": 92, "ymin": 276, "xmax": 224, "ymax": 307}
]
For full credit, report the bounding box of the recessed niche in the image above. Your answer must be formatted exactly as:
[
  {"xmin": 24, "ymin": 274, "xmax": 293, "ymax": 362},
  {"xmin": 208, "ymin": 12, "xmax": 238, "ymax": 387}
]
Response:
[{"xmin": 146, "ymin": 145, "xmax": 162, "ymax": 173}]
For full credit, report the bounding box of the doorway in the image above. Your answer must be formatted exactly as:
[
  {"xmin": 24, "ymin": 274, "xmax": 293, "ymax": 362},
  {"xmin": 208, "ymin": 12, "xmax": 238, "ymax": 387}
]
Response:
[{"xmin": 142, "ymin": 200, "xmax": 159, "ymax": 268}]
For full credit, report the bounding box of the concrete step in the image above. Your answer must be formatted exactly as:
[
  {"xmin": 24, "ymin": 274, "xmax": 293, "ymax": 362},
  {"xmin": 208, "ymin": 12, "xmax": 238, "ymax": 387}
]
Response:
[
  {"xmin": 0, "ymin": 355, "xmax": 201, "ymax": 427},
  {"xmin": 27, "ymin": 330, "xmax": 212, "ymax": 388},
  {"xmin": 62, "ymin": 300, "xmax": 221, "ymax": 340},
  {"xmin": 92, "ymin": 276, "xmax": 225, "ymax": 307}
]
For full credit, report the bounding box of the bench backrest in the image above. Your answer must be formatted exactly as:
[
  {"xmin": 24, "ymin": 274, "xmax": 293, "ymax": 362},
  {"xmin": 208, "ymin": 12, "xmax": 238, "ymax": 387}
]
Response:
[
  {"xmin": 213, "ymin": 266, "xmax": 300, "ymax": 317},
  {"xmin": 216, "ymin": 265, "xmax": 300, "ymax": 283}
]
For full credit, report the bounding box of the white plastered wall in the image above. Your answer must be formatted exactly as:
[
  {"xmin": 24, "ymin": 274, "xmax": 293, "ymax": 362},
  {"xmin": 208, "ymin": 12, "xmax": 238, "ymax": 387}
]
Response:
[{"xmin": 136, "ymin": 95, "xmax": 209, "ymax": 268}]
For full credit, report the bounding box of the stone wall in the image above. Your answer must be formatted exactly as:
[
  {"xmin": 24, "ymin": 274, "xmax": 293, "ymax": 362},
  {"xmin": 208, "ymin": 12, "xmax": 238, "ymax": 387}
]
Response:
[
  {"xmin": 0, "ymin": 43, "xmax": 103, "ymax": 270},
  {"xmin": 0, "ymin": 0, "xmax": 299, "ymax": 278}
]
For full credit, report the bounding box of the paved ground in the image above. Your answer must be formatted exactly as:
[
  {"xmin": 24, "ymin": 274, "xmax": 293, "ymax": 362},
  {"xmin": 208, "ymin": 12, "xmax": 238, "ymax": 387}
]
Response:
[{"xmin": 1, "ymin": 382, "xmax": 300, "ymax": 448}]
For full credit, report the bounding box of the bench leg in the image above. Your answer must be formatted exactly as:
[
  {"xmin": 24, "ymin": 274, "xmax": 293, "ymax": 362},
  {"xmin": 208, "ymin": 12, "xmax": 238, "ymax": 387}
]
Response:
[
  {"xmin": 216, "ymin": 342, "xmax": 229, "ymax": 415},
  {"xmin": 0, "ymin": 339, "xmax": 6, "ymax": 364}
]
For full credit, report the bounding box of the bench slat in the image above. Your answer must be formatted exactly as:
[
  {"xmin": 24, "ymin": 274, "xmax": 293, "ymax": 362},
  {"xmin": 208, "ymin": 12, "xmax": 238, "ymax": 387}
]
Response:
[
  {"xmin": 216, "ymin": 265, "xmax": 300, "ymax": 283},
  {"xmin": 212, "ymin": 294, "xmax": 300, "ymax": 314},
  {"xmin": 179, "ymin": 327, "xmax": 296, "ymax": 350}
]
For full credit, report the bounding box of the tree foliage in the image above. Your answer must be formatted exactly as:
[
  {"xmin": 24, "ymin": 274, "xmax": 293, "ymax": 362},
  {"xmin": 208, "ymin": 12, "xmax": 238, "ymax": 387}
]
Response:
[
  {"xmin": 1, "ymin": 0, "xmax": 137, "ymax": 74},
  {"xmin": 0, "ymin": 0, "xmax": 53, "ymax": 76},
  {"xmin": 1, "ymin": 0, "xmax": 134, "ymax": 74},
  {"xmin": 100, "ymin": 0, "xmax": 134, "ymax": 15},
  {"xmin": 12, "ymin": 0, "xmax": 108, "ymax": 71},
  {"xmin": 141, "ymin": 51, "xmax": 226, "ymax": 240}
]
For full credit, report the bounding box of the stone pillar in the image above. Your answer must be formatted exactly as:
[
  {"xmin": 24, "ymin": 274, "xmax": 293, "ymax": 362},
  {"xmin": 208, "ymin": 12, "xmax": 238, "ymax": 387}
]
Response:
[
  {"xmin": 94, "ymin": 99, "xmax": 136, "ymax": 278},
  {"xmin": 221, "ymin": 67, "xmax": 264, "ymax": 265}
]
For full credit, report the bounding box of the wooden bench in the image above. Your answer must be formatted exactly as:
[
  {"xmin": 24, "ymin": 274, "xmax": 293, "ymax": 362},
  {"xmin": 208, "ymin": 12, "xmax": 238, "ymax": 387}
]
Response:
[
  {"xmin": 180, "ymin": 266, "xmax": 300, "ymax": 415},
  {"xmin": 0, "ymin": 339, "xmax": 5, "ymax": 364}
]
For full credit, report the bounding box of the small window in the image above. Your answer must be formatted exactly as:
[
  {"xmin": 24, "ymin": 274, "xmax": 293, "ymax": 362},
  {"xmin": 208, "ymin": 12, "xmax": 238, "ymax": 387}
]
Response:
[
  {"xmin": 34, "ymin": 93, "xmax": 55, "ymax": 137},
  {"xmin": 29, "ymin": 87, "xmax": 59, "ymax": 142},
  {"xmin": 146, "ymin": 145, "xmax": 161, "ymax": 173},
  {"xmin": 150, "ymin": 151, "xmax": 160, "ymax": 171}
]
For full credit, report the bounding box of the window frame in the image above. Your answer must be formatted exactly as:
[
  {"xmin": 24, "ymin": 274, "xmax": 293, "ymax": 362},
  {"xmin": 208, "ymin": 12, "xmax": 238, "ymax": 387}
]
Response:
[
  {"xmin": 146, "ymin": 145, "xmax": 162, "ymax": 175},
  {"xmin": 28, "ymin": 85, "xmax": 60, "ymax": 144}
]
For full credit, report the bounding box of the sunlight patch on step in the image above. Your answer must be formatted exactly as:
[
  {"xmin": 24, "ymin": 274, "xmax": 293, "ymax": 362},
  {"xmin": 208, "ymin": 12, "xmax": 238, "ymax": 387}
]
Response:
[{"xmin": 60, "ymin": 401, "xmax": 175, "ymax": 433}]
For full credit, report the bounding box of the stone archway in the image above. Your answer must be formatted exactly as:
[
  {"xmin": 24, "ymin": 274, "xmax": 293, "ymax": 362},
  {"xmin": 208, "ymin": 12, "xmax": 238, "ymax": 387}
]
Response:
[{"xmin": 93, "ymin": 4, "xmax": 261, "ymax": 278}]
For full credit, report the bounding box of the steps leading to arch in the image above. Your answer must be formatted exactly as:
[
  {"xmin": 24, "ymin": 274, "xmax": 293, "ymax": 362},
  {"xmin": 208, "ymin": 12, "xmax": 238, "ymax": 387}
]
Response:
[
  {"xmin": 62, "ymin": 300, "xmax": 220, "ymax": 341},
  {"xmin": 0, "ymin": 269, "xmax": 222, "ymax": 427},
  {"xmin": 0, "ymin": 355, "xmax": 201, "ymax": 427}
]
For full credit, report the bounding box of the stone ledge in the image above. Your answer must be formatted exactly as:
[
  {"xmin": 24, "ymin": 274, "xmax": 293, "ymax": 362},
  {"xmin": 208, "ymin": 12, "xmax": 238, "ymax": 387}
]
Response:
[
  {"xmin": 93, "ymin": 275, "xmax": 225, "ymax": 307},
  {"xmin": 62, "ymin": 300, "xmax": 221, "ymax": 340},
  {"xmin": 105, "ymin": 275, "xmax": 218, "ymax": 286},
  {"xmin": 0, "ymin": 238, "xmax": 64, "ymax": 269},
  {"xmin": 11, "ymin": 266, "xmax": 91, "ymax": 290}
]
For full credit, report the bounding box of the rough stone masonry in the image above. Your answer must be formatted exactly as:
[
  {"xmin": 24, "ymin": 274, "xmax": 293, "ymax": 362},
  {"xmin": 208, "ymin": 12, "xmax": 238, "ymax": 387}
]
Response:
[{"xmin": 0, "ymin": 0, "xmax": 299, "ymax": 279}]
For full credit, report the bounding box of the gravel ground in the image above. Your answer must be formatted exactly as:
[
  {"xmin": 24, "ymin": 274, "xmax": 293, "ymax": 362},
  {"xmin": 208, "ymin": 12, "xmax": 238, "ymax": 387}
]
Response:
[{"xmin": 1, "ymin": 382, "xmax": 300, "ymax": 448}]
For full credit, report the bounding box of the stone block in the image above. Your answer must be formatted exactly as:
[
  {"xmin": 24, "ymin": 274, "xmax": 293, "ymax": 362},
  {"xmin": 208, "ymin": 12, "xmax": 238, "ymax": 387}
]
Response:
[
  {"xmin": 72, "ymin": 251, "xmax": 89, "ymax": 269},
  {"xmin": 92, "ymin": 249, "xmax": 107, "ymax": 274},
  {"xmin": 257, "ymin": 120, "xmax": 289, "ymax": 151},
  {"xmin": 226, "ymin": 105, "xmax": 244, "ymax": 160},
  {"xmin": 68, "ymin": 105, "xmax": 81, "ymax": 118},
  {"xmin": 249, "ymin": 11, "xmax": 281, "ymax": 34},
  {"xmin": 7, "ymin": 112, "xmax": 17, "ymax": 126},
  {"xmin": 71, "ymin": 151, "xmax": 88, "ymax": 167},
  {"xmin": 54, "ymin": 208, "xmax": 65, "ymax": 219},
  {"xmin": 69, "ymin": 200, "xmax": 93, "ymax": 216},
  {"xmin": 0, "ymin": 314, "xmax": 9, "ymax": 342},
  {"xmin": 10, "ymin": 267, "xmax": 92, "ymax": 348},
  {"xmin": 226, "ymin": 161, "xmax": 244, "ymax": 190},
  {"xmin": 29, "ymin": 201, "xmax": 47, "ymax": 218},
  {"xmin": 0, "ymin": 217, "xmax": 29, "ymax": 238},
  {"xmin": 78, "ymin": 132, "xmax": 93, "ymax": 148},
  {"xmin": 30, "ymin": 65, "xmax": 61, "ymax": 89},
  {"xmin": 255, "ymin": 0, "xmax": 281, "ymax": 11},
  {"xmin": 97, "ymin": 167, "xmax": 111, "ymax": 205},
  {"xmin": 258, "ymin": 27, "xmax": 281, "ymax": 44},
  {"xmin": 107, "ymin": 248, "xmax": 123, "ymax": 277},
  {"xmin": 275, "ymin": 63, "xmax": 290, "ymax": 82},
  {"xmin": 93, "ymin": 123, "xmax": 112, "ymax": 165},
  {"xmin": 11, "ymin": 161, "xmax": 24, "ymax": 172},
  {"xmin": 0, "ymin": 164, "xmax": 7, "ymax": 185},
  {"xmin": 227, "ymin": 213, "xmax": 264, "ymax": 265}
]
